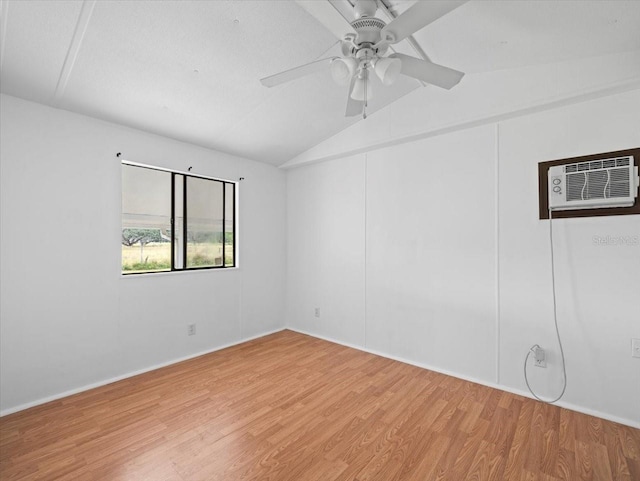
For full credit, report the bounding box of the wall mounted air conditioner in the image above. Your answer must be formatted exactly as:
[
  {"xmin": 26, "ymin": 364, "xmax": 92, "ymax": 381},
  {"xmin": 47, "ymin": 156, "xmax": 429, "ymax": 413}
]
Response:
[{"xmin": 548, "ymin": 156, "xmax": 639, "ymax": 211}]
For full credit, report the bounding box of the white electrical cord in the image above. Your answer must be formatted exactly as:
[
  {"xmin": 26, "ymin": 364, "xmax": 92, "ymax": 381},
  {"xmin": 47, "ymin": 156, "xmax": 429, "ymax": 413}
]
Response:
[{"xmin": 523, "ymin": 207, "xmax": 567, "ymax": 403}]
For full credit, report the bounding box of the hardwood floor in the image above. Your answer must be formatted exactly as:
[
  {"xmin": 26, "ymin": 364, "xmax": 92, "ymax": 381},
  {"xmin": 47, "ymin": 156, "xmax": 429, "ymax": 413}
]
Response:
[{"xmin": 1, "ymin": 330, "xmax": 638, "ymax": 481}]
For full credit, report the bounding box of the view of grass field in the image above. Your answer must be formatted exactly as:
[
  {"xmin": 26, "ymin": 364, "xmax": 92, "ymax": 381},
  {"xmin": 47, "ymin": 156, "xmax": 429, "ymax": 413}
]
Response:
[
  {"xmin": 122, "ymin": 242, "xmax": 234, "ymax": 273},
  {"xmin": 122, "ymin": 165, "xmax": 236, "ymax": 274},
  {"xmin": 122, "ymin": 243, "xmax": 171, "ymax": 272}
]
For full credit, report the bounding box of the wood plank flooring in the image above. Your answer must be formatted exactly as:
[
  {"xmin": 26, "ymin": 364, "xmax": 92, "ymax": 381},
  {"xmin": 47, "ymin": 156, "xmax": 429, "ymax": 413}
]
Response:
[{"xmin": 1, "ymin": 330, "xmax": 638, "ymax": 480}]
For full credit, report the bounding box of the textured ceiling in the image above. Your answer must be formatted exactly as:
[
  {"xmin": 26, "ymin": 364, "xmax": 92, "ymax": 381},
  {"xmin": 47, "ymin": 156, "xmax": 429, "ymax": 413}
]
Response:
[
  {"xmin": 396, "ymin": 0, "xmax": 640, "ymax": 73},
  {"xmin": 1, "ymin": 1, "xmax": 640, "ymax": 166}
]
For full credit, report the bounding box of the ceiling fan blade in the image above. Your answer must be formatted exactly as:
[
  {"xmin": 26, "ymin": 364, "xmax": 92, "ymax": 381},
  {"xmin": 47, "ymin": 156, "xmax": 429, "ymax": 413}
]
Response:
[
  {"xmin": 381, "ymin": 0, "xmax": 468, "ymax": 44},
  {"xmin": 345, "ymin": 76, "xmax": 363, "ymax": 117},
  {"xmin": 260, "ymin": 58, "xmax": 336, "ymax": 88},
  {"xmin": 390, "ymin": 53, "xmax": 464, "ymax": 90},
  {"xmin": 295, "ymin": 0, "xmax": 356, "ymax": 39}
]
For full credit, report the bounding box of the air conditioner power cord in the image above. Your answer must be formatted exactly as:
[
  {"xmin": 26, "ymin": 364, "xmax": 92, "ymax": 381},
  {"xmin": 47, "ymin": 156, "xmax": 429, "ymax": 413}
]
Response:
[{"xmin": 523, "ymin": 207, "xmax": 567, "ymax": 403}]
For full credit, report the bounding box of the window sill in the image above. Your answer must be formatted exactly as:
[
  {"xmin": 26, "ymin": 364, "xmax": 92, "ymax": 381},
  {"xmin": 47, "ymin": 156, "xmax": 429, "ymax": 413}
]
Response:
[{"xmin": 121, "ymin": 267, "xmax": 239, "ymax": 278}]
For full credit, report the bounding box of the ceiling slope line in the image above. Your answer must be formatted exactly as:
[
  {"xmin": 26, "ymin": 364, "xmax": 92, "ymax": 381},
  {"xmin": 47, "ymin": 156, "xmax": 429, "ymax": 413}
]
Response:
[
  {"xmin": 53, "ymin": 0, "xmax": 96, "ymax": 104},
  {"xmin": 279, "ymin": 76, "xmax": 640, "ymax": 169},
  {"xmin": 0, "ymin": 0, "xmax": 9, "ymax": 70}
]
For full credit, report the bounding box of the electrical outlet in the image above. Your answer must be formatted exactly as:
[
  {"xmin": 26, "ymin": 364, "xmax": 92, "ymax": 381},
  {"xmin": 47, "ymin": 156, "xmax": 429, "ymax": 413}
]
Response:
[
  {"xmin": 187, "ymin": 324, "xmax": 196, "ymax": 336},
  {"xmin": 632, "ymin": 338, "xmax": 640, "ymax": 358},
  {"xmin": 533, "ymin": 346, "xmax": 546, "ymax": 368},
  {"xmin": 314, "ymin": 307, "xmax": 320, "ymax": 318}
]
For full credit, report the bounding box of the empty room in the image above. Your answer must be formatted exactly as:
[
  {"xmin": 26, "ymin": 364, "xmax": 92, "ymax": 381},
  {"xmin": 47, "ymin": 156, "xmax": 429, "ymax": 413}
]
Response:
[{"xmin": 1, "ymin": 0, "xmax": 639, "ymax": 480}]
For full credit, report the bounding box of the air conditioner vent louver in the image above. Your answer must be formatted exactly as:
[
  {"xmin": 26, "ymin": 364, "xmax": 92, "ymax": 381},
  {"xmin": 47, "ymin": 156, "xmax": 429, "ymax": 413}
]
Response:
[
  {"xmin": 565, "ymin": 170, "xmax": 630, "ymax": 201},
  {"xmin": 610, "ymin": 182, "xmax": 630, "ymax": 198},
  {"xmin": 549, "ymin": 155, "xmax": 638, "ymax": 210},
  {"xmin": 586, "ymin": 171, "xmax": 608, "ymax": 200},
  {"xmin": 590, "ymin": 161, "xmax": 603, "ymax": 169},
  {"xmin": 610, "ymin": 167, "xmax": 629, "ymax": 183},
  {"xmin": 566, "ymin": 174, "xmax": 585, "ymax": 201},
  {"xmin": 564, "ymin": 156, "xmax": 632, "ymax": 173}
]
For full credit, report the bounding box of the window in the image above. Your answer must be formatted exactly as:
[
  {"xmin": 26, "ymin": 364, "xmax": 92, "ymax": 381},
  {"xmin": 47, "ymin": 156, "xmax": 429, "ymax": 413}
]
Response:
[{"xmin": 122, "ymin": 163, "xmax": 236, "ymax": 274}]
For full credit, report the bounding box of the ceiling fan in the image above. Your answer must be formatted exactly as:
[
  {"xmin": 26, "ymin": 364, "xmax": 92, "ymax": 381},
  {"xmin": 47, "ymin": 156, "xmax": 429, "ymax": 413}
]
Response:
[{"xmin": 260, "ymin": 0, "xmax": 467, "ymax": 119}]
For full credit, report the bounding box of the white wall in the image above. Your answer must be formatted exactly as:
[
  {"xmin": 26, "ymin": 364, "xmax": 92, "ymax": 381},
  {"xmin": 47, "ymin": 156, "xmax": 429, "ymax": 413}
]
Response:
[
  {"xmin": 365, "ymin": 125, "xmax": 498, "ymax": 381},
  {"xmin": 0, "ymin": 94, "xmax": 286, "ymax": 414},
  {"xmin": 286, "ymin": 154, "xmax": 366, "ymax": 346},
  {"xmin": 498, "ymin": 90, "xmax": 640, "ymax": 424},
  {"xmin": 286, "ymin": 88, "xmax": 640, "ymax": 427}
]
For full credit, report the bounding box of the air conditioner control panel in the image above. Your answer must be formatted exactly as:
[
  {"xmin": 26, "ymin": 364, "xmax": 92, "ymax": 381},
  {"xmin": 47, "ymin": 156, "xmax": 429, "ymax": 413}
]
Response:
[{"xmin": 548, "ymin": 175, "xmax": 564, "ymax": 207}]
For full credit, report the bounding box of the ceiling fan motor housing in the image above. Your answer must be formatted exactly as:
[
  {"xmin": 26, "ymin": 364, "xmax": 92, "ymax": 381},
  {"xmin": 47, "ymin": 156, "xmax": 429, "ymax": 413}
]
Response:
[{"xmin": 350, "ymin": 17, "xmax": 386, "ymax": 46}]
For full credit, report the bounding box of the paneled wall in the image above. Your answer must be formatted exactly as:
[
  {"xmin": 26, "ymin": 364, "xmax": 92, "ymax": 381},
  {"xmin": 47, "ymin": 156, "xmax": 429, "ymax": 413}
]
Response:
[{"xmin": 286, "ymin": 89, "xmax": 640, "ymax": 427}]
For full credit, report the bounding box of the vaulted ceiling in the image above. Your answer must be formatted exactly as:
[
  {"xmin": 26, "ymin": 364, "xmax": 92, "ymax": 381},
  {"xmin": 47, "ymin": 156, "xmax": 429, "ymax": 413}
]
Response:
[{"xmin": 1, "ymin": 0, "xmax": 639, "ymax": 166}]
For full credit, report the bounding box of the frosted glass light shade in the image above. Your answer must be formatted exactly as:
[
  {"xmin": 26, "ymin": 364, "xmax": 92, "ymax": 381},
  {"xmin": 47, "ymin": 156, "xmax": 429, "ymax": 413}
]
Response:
[
  {"xmin": 374, "ymin": 57, "xmax": 401, "ymax": 86},
  {"xmin": 330, "ymin": 58, "xmax": 358, "ymax": 86},
  {"xmin": 350, "ymin": 74, "xmax": 373, "ymax": 101}
]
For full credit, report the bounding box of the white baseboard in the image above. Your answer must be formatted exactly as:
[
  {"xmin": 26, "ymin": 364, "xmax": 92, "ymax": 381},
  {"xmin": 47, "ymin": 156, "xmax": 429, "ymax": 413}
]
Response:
[
  {"xmin": 286, "ymin": 327, "xmax": 640, "ymax": 430},
  {"xmin": 4, "ymin": 326, "xmax": 638, "ymax": 429},
  {"xmin": 0, "ymin": 328, "xmax": 285, "ymax": 417}
]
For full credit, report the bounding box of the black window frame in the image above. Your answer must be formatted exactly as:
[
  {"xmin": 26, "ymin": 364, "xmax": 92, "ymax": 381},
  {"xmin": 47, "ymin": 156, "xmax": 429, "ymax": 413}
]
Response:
[{"xmin": 122, "ymin": 162, "xmax": 237, "ymax": 275}]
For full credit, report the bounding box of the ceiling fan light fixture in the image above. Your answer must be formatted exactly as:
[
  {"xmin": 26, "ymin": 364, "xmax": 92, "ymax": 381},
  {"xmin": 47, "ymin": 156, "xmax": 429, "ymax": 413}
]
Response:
[
  {"xmin": 350, "ymin": 73, "xmax": 373, "ymax": 102},
  {"xmin": 374, "ymin": 57, "xmax": 401, "ymax": 86},
  {"xmin": 330, "ymin": 58, "xmax": 358, "ymax": 86}
]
